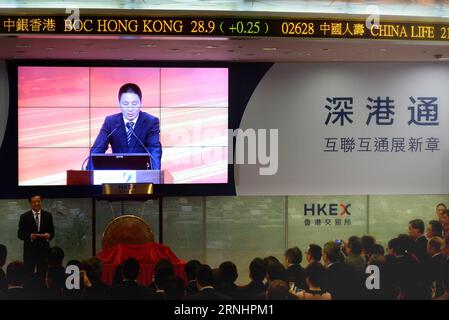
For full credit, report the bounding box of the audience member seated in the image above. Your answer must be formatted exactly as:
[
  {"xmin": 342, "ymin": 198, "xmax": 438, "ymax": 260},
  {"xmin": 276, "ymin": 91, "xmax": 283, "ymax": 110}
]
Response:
[
  {"xmin": 344, "ymin": 236, "xmax": 366, "ymax": 274},
  {"xmin": 163, "ymin": 275, "xmax": 185, "ymax": 300},
  {"xmin": 239, "ymin": 257, "xmax": 267, "ymax": 300},
  {"xmin": 218, "ymin": 261, "xmax": 242, "ymax": 299},
  {"xmin": 45, "ymin": 266, "xmax": 65, "ymax": 299},
  {"xmin": 294, "ymin": 263, "xmax": 331, "ymax": 300},
  {"xmin": 387, "ymin": 236, "xmax": 421, "ymax": 299},
  {"xmin": 434, "ymin": 269, "xmax": 449, "ymax": 300},
  {"xmin": 266, "ymin": 260, "xmax": 287, "ymax": 283},
  {"xmin": 364, "ymin": 254, "xmax": 395, "ymax": 300},
  {"xmin": 427, "ymin": 220, "xmax": 443, "ymax": 239},
  {"xmin": 370, "ymin": 244, "xmax": 385, "ymax": 256},
  {"xmin": 306, "ymin": 244, "xmax": 322, "ymax": 266},
  {"xmin": 322, "ymin": 241, "xmax": 358, "ymax": 300},
  {"xmin": 149, "ymin": 259, "xmax": 175, "ymax": 300},
  {"xmin": 440, "ymin": 210, "xmax": 449, "ymax": 237},
  {"xmin": 0, "ymin": 244, "xmax": 7, "ymax": 295},
  {"xmin": 185, "ymin": 264, "xmax": 231, "ymax": 300},
  {"xmin": 266, "ymin": 280, "xmax": 295, "ymax": 300},
  {"xmin": 408, "ymin": 219, "xmax": 428, "ymax": 264},
  {"xmin": 184, "ymin": 259, "xmax": 201, "ymax": 297},
  {"xmin": 361, "ymin": 235, "xmax": 376, "ymax": 262},
  {"xmin": 5, "ymin": 261, "xmax": 28, "ymax": 300},
  {"xmin": 108, "ymin": 258, "xmax": 149, "ymax": 300},
  {"xmin": 284, "ymin": 247, "xmax": 306, "ymax": 290},
  {"xmin": 435, "ymin": 203, "xmax": 447, "ymax": 221},
  {"xmin": 427, "ymin": 236, "xmax": 445, "ymax": 298},
  {"xmin": 81, "ymin": 258, "xmax": 109, "ymax": 300}
]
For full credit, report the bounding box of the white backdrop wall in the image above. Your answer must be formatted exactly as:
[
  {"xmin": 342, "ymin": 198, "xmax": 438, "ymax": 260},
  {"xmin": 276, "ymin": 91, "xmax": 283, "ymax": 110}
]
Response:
[{"xmin": 236, "ymin": 63, "xmax": 449, "ymax": 195}]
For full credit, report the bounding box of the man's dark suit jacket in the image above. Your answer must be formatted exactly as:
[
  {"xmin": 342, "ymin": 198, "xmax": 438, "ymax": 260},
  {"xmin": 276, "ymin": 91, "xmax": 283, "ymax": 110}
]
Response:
[
  {"xmin": 430, "ymin": 253, "xmax": 445, "ymax": 298},
  {"xmin": 185, "ymin": 288, "xmax": 231, "ymax": 300},
  {"xmin": 108, "ymin": 280, "xmax": 149, "ymax": 300},
  {"xmin": 323, "ymin": 262, "xmax": 358, "ymax": 300},
  {"xmin": 238, "ymin": 281, "xmax": 266, "ymax": 300},
  {"xmin": 90, "ymin": 111, "xmax": 162, "ymax": 170},
  {"xmin": 18, "ymin": 210, "xmax": 55, "ymax": 262},
  {"xmin": 286, "ymin": 264, "xmax": 307, "ymax": 290}
]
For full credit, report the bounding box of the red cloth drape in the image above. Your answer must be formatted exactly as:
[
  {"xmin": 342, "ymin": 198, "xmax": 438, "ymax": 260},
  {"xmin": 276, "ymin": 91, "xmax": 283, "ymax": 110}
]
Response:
[{"xmin": 97, "ymin": 243, "xmax": 186, "ymax": 286}]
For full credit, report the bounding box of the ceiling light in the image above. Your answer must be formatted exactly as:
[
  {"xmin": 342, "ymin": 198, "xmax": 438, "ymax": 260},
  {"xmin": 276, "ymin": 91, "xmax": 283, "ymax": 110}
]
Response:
[
  {"xmin": 262, "ymin": 47, "xmax": 277, "ymax": 51},
  {"xmin": 142, "ymin": 44, "xmax": 157, "ymax": 48},
  {"xmin": 15, "ymin": 44, "xmax": 30, "ymax": 48},
  {"xmin": 205, "ymin": 45, "xmax": 218, "ymax": 49}
]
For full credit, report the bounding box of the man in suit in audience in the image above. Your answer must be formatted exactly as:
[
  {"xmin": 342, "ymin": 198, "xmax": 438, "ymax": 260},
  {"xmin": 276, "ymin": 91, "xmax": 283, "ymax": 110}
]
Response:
[
  {"xmin": 17, "ymin": 194, "xmax": 55, "ymax": 278},
  {"xmin": 440, "ymin": 210, "xmax": 449, "ymax": 237},
  {"xmin": 108, "ymin": 258, "xmax": 148, "ymax": 300},
  {"xmin": 185, "ymin": 264, "xmax": 231, "ymax": 300},
  {"xmin": 306, "ymin": 244, "xmax": 322, "ymax": 266},
  {"xmin": 284, "ymin": 247, "xmax": 306, "ymax": 291},
  {"xmin": 5, "ymin": 261, "xmax": 28, "ymax": 300},
  {"xmin": 408, "ymin": 219, "xmax": 432, "ymax": 299},
  {"xmin": 218, "ymin": 261, "xmax": 242, "ymax": 299},
  {"xmin": 427, "ymin": 220, "xmax": 443, "ymax": 239},
  {"xmin": 184, "ymin": 260, "xmax": 201, "ymax": 297},
  {"xmin": 427, "ymin": 236, "xmax": 445, "ymax": 298},
  {"xmin": 322, "ymin": 241, "xmax": 358, "ymax": 300},
  {"xmin": 239, "ymin": 258, "xmax": 267, "ymax": 300}
]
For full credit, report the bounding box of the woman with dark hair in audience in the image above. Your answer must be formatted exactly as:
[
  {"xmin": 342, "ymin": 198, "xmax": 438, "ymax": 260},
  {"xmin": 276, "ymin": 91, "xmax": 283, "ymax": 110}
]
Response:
[{"xmin": 293, "ymin": 263, "xmax": 331, "ymax": 300}]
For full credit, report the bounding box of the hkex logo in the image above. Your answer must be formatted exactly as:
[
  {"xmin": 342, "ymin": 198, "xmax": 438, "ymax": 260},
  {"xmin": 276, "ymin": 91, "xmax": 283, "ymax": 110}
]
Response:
[{"xmin": 304, "ymin": 203, "xmax": 351, "ymax": 216}]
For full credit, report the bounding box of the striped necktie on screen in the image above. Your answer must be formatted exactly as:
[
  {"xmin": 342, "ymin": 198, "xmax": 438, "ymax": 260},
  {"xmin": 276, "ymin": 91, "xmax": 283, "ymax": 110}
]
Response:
[
  {"xmin": 35, "ymin": 214, "xmax": 39, "ymax": 232},
  {"xmin": 126, "ymin": 122, "xmax": 134, "ymax": 146}
]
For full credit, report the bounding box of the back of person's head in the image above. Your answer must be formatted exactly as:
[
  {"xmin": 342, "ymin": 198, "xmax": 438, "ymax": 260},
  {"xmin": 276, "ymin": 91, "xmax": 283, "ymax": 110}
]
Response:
[
  {"xmin": 0, "ymin": 244, "xmax": 6, "ymax": 267},
  {"xmin": 428, "ymin": 236, "xmax": 443, "ymax": 254},
  {"xmin": 46, "ymin": 266, "xmax": 66, "ymax": 290},
  {"xmin": 164, "ymin": 276, "xmax": 185, "ymax": 300},
  {"xmin": 112, "ymin": 263, "xmax": 124, "ymax": 287},
  {"xmin": 267, "ymin": 261, "xmax": 287, "ymax": 282},
  {"xmin": 185, "ymin": 260, "xmax": 201, "ymax": 281},
  {"xmin": 368, "ymin": 254, "xmax": 387, "ymax": 269},
  {"xmin": 284, "ymin": 247, "xmax": 303, "ymax": 265},
  {"xmin": 249, "ymin": 257, "xmax": 267, "ymax": 283},
  {"xmin": 266, "ymin": 280, "xmax": 289, "ymax": 300},
  {"xmin": 388, "ymin": 237, "xmax": 407, "ymax": 256},
  {"xmin": 397, "ymin": 234, "xmax": 414, "ymax": 254},
  {"xmin": 154, "ymin": 259, "xmax": 175, "ymax": 290},
  {"xmin": 347, "ymin": 236, "xmax": 363, "ymax": 255},
  {"xmin": 118, "ymin": 83, "xmax": 142, "ymax": 101},
  {"xmin": 361, "ymin": 235, "xmax": 376, "ymax": 256},
  {"xmin": 86, "ymin": 257, "xmax": 104, "ymax": 283},
  {"xmin": 122, "ymin": 258, "xmax": 140, "ymax": 281},
  {"xmin": 196, "ymin": 264, "xmax": 214, "ymax": 288},
  {"xmin": 307, "ymin": 244, "xmax": 322, "ymax": 262},
  {"xmin": 444, "ymin": 268, "xmax": 449, "ymax": 293},
  {"xmin": 428, "ymin": 220, "xmax": 443, "ymax": 237},
  {"xmin": 219, "ymin": 261, "xmax": 238, "ymax": 285},
  {"xmin": 323, "ymin": 241, "xmax": 342, "ymax": 264},
  {"xmin": 66, "ymin": 260, "xmax": 80, "ymax": 268},
  {"xmin": 7, "ymin": 261, "xmax": 25, "ymax": 287},
  {"xmin": 305, "ymin": 262, "xmax": 325, "ymax": 288},
  {"xmin": 48, "ymin": 247, "xmax": 64, "ymax": 267},
  {"xmin": 409, "ymin": 219, "xmax": 425, "ymax": 235},
  {"xmin": 371, "ymin": 243, "xmax": 385, "ymax": 256},
  {"xmin": 263, "ymin": 256, "xmax": 280, "ymax": 266}
]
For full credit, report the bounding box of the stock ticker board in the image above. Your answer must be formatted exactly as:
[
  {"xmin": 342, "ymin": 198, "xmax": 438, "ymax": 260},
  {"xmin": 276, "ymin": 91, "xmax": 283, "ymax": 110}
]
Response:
[{"xmin": 1, "ymin": 14, "xmax": 448, "ymax": 41}]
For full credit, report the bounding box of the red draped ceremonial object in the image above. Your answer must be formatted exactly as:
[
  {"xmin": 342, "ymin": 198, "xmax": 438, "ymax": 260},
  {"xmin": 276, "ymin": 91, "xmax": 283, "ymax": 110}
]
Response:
[{"xmin": 97, "ymin": 243, "xmax": 186, "ymax": 286}]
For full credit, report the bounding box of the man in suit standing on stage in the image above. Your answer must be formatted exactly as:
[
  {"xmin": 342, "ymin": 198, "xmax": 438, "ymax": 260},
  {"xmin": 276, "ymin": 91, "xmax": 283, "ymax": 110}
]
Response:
[
  {"xmin": 18, "ymin": 194, "xmax": 55, "ymax": 278},
  {"xmin": 88, "ymin": 83, "xmax": 162, "ymax": 170}
]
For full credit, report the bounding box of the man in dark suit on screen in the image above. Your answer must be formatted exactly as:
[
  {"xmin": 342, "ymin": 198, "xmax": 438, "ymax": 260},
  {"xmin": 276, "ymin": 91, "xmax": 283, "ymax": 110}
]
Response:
[
  {"xmin": 18, "ymin": 194, "xmax": 55, "ymax": 278},
  {"xmin": 88, "ymin": 83, "xmax": 162, "ymax": 170}
]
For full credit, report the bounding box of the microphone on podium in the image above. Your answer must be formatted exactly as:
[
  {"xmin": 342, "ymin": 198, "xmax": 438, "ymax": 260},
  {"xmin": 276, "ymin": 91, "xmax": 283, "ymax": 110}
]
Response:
[
  {"xmin": 81, "ymin": 125, "xmax": 120, "ymax": 170},
  {"xmin": 129, "ymin": 129, "xmax": 154, "ymax": 170}
]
